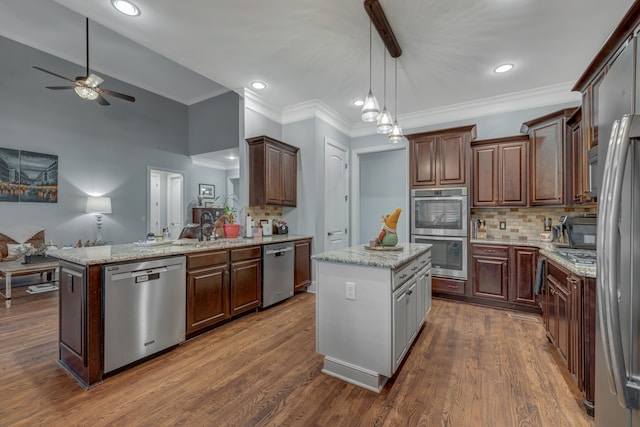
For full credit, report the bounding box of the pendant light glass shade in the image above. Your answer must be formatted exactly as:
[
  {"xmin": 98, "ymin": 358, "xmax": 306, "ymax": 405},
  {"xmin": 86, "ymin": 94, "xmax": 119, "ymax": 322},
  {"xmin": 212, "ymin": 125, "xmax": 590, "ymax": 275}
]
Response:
[
  {"xmin": 377, "ymin": 48, "xmax": 393, "ymax": 134},
  {"xmin": 388, "ymin": 57, "xmax": 404, "ymax": 142},
  {"xmin": 361, "ymin": 21, "xmax": 380, "ymax": 122}
]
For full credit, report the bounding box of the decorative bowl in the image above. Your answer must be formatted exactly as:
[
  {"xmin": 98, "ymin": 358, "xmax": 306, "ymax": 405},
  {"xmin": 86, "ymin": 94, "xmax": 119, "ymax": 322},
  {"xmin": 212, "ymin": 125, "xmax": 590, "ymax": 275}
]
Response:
[{"xmin": 539, "ymin": 232, "xmax": 553, "ymax": 242}]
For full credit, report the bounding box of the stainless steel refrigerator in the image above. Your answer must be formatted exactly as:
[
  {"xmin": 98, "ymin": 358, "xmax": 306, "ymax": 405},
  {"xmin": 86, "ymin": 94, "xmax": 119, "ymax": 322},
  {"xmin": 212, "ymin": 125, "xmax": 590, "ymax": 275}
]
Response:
[{"xmin": 596, "ymin": 111, "xmax": 640, "ymax": 425}]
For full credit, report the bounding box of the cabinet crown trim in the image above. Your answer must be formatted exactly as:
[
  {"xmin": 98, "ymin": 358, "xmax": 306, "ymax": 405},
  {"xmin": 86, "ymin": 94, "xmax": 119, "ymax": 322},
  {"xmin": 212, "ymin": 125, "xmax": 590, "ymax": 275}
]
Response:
[
  {"xmin": 471, "ymin": 134, "xmax": 529, "ymax": 146},
  {"xmin": 246, "ymin": 135, "xmax": 299, "ymax": 153},
  {"xmin": 406, "ymin": 124, "xmax": 477, "ymax": 141}
]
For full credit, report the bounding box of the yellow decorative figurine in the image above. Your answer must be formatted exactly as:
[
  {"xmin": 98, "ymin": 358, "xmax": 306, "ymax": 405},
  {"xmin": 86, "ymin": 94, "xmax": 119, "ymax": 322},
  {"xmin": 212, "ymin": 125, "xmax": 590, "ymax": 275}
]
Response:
[{"xmin": 377, "ymin": 207, "xmax": 402, "ymax": 247}]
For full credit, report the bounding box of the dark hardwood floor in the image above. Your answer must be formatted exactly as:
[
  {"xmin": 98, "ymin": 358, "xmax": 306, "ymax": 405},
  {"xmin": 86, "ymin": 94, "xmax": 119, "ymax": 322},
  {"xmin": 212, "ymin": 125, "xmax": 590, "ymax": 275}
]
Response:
[{"xmin": 0, "ymin": 287, "xmax": 593, "ymax": 426}]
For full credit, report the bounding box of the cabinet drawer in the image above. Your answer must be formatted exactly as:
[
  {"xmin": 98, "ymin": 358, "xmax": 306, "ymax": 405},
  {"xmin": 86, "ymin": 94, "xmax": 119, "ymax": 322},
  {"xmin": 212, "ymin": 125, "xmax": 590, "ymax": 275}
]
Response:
[
  {"xmin": 472, "ymin": 244, "xmax": 508, "ymax": 258},
  {"xmin": 187, "ymin": 250, "xmax": 229, "ymax": 270},
  {"xmin": 433, "ymin": 277, "xmax": 465, "ymax": 295},
  {"xmin": 547, "ymin": 259, "xmax": 569, "ymax": 291},
  {"xmin": 393, "ymin": 260, "xmax": 417, "ymax": 290},
  {"xmin": 416, "ymin": 252, "xmax": 431, "ymax": 270},
  {"xmin": 230, "ymin": 246, "xmax": 261, "ymax": 262}
]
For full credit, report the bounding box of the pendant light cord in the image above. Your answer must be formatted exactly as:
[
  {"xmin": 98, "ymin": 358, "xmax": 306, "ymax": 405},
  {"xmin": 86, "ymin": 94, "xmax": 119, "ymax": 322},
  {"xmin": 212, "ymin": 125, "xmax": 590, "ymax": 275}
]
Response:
[
  {"xmin": 369, "ymin": 21, "xmax": 372, "ymax": 88},
  {"xmin": 383, "ymin": 47, "xmax": 387, "ymax": 106},
  {"xmin": 394, "ymin": 58, "xmax": 398, "ymax": 118}
]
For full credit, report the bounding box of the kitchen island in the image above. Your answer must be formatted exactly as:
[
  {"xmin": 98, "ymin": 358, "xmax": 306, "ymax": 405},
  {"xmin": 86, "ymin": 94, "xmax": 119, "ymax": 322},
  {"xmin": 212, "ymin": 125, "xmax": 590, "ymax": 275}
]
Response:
[
  {"xmin": 47, "ymin": 234, "xmax": 311, "ymax": 388},
  {"xmin": 314, "ymin": 243, "xmax": 431, "ymax": 392}
]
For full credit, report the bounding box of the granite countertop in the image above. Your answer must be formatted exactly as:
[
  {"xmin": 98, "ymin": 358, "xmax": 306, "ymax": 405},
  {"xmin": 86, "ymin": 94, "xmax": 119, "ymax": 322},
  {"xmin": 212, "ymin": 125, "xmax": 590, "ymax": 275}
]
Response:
[
  {"xmin": 539, "ymin": 248, "xmax": 596, "ymax": 278},
  {"xmin": 312, "ymin": 243, "xmax": 432, "ymax": 269},
  {"xmin": 48, "ymin": 234, "xmax": 311, "ymax": 266}
]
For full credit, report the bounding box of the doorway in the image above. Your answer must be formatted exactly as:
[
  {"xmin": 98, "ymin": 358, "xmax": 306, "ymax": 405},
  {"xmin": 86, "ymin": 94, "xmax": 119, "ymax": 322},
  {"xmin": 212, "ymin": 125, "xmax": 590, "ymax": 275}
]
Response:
[
  {"xmin": 148, "ymin": 168, "xmax": 184, "ymax": 238},
  {"xmin": 324, "ymin": 138, "xmax": 349, "ymax": 252}
]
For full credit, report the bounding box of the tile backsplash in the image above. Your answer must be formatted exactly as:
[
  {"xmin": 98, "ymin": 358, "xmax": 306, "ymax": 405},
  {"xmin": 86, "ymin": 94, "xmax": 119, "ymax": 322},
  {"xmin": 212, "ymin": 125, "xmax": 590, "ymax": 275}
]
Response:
[
  {"xmin": 471, "ymin": 206, "xmax": 597, "ymax": 241},
  {"xmin": 246, "ymin": 206, "xmax": 282, "ymax": 226}
]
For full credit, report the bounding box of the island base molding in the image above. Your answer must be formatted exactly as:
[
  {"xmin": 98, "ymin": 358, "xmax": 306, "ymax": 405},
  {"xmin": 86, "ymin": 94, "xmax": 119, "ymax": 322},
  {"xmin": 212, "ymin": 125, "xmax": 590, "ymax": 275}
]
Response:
[{"xmin": 322, "ymin": 357, "xmax": 388, "ymax": 393}]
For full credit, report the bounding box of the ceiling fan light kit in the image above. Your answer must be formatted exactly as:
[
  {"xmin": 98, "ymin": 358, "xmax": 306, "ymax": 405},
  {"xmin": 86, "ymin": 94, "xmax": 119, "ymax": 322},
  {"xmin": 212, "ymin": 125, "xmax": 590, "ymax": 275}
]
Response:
[{"xmin": 33, "ymin": 17, "xmax": 135, "ymax": 106}]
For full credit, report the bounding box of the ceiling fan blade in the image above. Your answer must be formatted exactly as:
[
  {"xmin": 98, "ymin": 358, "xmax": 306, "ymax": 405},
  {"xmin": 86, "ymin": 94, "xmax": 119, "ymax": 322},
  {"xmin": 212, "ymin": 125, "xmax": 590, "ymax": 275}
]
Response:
[
  {"xmin": 33, "ymin": 66, "xmax": 76, "ymax": 83},
  {"xmin": 85, "ymin": 73, "xmax": 104, "ymax": 88},
  {"xmin": 98, "ymin": 88, "xmax": 135, "ymax": 102},
  {"xmin": 45, "ymin": 86, "xmax": 76, "ymax": 90},
  {"xmin": 95, "ymin": 94, "xmax": 110, "ymax": 106}
]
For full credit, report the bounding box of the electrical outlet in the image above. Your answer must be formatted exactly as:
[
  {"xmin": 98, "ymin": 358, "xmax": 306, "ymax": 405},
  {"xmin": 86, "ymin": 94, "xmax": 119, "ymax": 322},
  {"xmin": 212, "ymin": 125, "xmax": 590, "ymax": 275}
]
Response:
[
  {"xmin": 345, "ymin": 281, "xmax": 356, "ymax": 300},
  {"xmin": 499, "ymin": 221, "xmax": 506, "ymax": 230}
]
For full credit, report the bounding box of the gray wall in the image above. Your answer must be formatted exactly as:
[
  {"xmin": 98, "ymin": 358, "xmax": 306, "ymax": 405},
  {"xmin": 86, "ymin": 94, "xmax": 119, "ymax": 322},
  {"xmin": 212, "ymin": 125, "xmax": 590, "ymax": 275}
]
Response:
[
  {"xmin": 188, "ymin": 91, "xmax": 241, "ymax": 155},
  {"xmin": 0, "ymin": 36, "xmax": 228, "ymax": 246}
]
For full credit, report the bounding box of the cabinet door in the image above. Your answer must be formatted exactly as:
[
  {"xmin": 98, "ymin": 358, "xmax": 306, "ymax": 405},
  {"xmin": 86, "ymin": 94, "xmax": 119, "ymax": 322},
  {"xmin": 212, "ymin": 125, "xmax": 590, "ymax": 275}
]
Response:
[
  {"xmin": 500, "ymin": 142, "xmax": 527, "ymax": 205},
  {"xmin": 411, "ymin": 136, "xmax": 437, "ymax": 187},
  {"xmin": 472, "ymin": 256, "xmax": 508, "ymax": 301},
  {"xmin": 187, "ymin": 265, "xmax": 229, "ymax": 335},
  {"xmin": 265, "ymin": 145, "xmax": 283, "ymax": 205},
  {"xmin": 407, "ymin": 280, "xmax": 419, "ymax": 346},
  {"xmin": 568, "ymin": 276, "xmax": 582, "ymax": 376},
  {"xmin": 59, "ymin": 265, "xmax": 86, "ymax": 364},
  {"xmin": 425, "ymin": 268, "xmax": 432, "ymax": 317},
  {"xmin": 393, "ymin": 283, "xmax": 409, "ymax": 372},
  {"xmin": 230, "ymin": 259, "xmax": 261, "ymax": 316},
  {"xmin": 509, "ymin": 247, "xmax": 538, "ymax": 306},
  {"xmin": 556, "ymin": 283, "xmax": 571, "ymax": 366},
  {"xmin": 282, "ymin": 149, "xmax": 297, "ymax": 206},
  {"xmin": 439, "ymin": 133, "xmax": 467, "ymax": 185},
  {"xmin": 570, "ymin": 120, "xmax": 584, "ymax": 204},
  {"xmin": 294, "ymin": 239, "xmax": 311, "ymax": 291},
  {"xmin": 530, "ymin": 118, "xmax": 564, "ymax": 205},
  {"xmin": 472, "ymin": 144, "xmax": 498, "ymax": 206},
  {"xmin": 547, "ymin": 278, "xmax": 559, "ymax": 347}
]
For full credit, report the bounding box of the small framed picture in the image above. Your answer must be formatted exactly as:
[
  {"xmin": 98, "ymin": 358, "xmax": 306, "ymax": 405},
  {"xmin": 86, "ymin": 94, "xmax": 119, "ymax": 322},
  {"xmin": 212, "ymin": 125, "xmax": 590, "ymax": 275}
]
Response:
[{"xmin": 199, "ymin": 184, "xmax": 215, "ymax": 199}]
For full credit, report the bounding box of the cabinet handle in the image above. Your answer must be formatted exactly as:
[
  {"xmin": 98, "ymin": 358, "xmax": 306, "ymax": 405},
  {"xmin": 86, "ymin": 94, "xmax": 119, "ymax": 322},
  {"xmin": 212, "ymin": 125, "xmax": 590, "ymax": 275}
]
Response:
[
  {"xmin": 411, "ymin": 266, "xmax": 418, "ymax": 271},
  {"xmin": 448, "ymin": 284, "xmax": 457, "ymax": 289},
  {"xmin": 399, "ymin": 274, "xmax": 407, "ymax": 280}
]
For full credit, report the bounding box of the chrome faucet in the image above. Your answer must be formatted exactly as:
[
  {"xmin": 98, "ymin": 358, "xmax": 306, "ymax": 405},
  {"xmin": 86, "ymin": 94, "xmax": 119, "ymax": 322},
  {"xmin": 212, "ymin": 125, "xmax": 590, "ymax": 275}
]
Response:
[{"xmin": 199, "ymin": 211, "xmax": 214, "ymax": 241}]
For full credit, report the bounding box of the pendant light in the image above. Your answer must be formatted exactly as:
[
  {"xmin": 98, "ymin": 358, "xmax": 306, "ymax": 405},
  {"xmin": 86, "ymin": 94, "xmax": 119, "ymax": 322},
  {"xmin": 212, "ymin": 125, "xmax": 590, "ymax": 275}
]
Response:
[
  {"xmin": 376, "ymin": 47, "xmax": 393, "ymax": 134},
  {"xmin": 388, "ymin": 58, "xmax": 404, "ymax": 143},
  {"xmin": 361, "ymin": 21, "xmax": 380, "ymax": 122}
]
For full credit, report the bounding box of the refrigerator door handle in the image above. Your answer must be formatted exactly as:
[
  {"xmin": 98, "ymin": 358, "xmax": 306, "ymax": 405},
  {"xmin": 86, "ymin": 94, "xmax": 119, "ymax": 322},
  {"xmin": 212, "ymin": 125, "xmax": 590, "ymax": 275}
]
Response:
[
  {"xmin": 598, "ymin": 119, "xmax": 620, "ymax": 397},
  {"xmin": 600, "ymin": 114, "xmax": 640, "ymax": 409}
]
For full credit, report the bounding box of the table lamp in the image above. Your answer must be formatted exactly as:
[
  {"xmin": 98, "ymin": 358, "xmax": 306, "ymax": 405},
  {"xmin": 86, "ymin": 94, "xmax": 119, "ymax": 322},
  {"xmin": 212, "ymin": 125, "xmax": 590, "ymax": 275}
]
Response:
[{"xmin": 86, "ymin": 196, "xmax": 112, "ymax": 243}]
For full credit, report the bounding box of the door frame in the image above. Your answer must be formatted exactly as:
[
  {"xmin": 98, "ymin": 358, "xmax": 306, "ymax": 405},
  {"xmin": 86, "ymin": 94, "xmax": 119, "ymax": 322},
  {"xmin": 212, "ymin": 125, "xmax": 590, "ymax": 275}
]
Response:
[
  {"xmin": 147, "ymin": 166, "xmax": 185, "ymax": 237},
  {"xmin": 351, "ymin": 144, "xmax": 409, "ymax": 246}
]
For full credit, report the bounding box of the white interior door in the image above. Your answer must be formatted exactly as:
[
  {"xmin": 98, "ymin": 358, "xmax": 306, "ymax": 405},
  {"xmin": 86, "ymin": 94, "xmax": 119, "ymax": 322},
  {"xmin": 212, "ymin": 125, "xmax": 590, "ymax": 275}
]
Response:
[
  {"xmin": 324, "ymin": 140, "xmax": 349, "ymax": 251},
  {"xmin": 168, "ymin": 174, "xmax": 183, "ymax": 239},
  {"xmin": 149, "ymin": 172, "xmax": 161, "ymax": 235}
]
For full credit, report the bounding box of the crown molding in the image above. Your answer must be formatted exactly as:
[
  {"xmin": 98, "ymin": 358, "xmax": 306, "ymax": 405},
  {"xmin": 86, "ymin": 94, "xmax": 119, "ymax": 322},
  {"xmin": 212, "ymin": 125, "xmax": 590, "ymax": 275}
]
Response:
[
  {"xmin": 235, "ymin": 87, "xmax": 283, "ymax": 124},
  {"xmin": 282, "ymin": 99, "xmax": 352, "ymax": 136},
  {"xmin": 350, "ymin": 81, "xmax": 581, "ymax": 138}
]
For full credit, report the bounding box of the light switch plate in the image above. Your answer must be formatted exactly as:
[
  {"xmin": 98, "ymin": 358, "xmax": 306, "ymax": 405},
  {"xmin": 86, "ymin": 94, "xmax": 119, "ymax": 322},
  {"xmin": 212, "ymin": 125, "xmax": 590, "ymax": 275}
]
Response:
[
  {"xmin": 345, "ymin": 281, "xmax": 356, "ymax": 300},
  {"xmin": 499, "ymin": 221, "xmax": 506, "ymax": 230}
]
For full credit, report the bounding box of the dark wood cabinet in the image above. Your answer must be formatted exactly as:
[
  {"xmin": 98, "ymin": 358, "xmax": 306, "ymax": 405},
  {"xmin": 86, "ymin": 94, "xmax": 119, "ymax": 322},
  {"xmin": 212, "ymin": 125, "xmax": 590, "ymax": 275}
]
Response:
[
  {"xmin": 471, "ymin": 244, "xmax": 508, "ymax": 301},
  {"xmin": 247, "ymin": 135, "xmax": 299, "ymax": 206},
  {"xmin": 408, "ymin": 125, "xmax": 477, "ymax": 188},
  {"xmin": 186, "ymin": 250, "xmax": 230, "ymax": 336},
  {"xmin": 509, "ymin": 246, "xmax": 539, "ymax": 307},
  {"xmin": 230, "ymin": 246, "xmax": 261, "ymax": 316},
  {"xmin": 59, "ymin": 263, "xmax": 86, "ymax": 365},
  {"xmin": 523, "ymin": 108, "xmax": 576, "ymax": 206},
  {"xmin": 294, "ymin": 238, "xmax": 312, "ymax": 292},
  {"xmin": 432, "ymin": 276, "xmax": 465, "ymax": 296},
  {"xmin": 472, "ymin": 135, "xmax": 528, "ymax": 207}
]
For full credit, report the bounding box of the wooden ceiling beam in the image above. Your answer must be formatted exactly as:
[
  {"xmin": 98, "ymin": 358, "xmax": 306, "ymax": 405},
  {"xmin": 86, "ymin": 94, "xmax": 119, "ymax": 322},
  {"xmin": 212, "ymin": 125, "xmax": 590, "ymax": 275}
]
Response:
[{"xmin": 364, "ymin": 0, "xmax": 402, "ymax": 58}]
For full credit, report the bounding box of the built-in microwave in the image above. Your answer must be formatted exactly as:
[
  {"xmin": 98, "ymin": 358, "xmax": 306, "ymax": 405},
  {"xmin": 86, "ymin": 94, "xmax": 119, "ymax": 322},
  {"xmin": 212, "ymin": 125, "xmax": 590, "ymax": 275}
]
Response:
[{"xmin": 411, "ymin": 188, "xmax": 469, "ymax": 237}]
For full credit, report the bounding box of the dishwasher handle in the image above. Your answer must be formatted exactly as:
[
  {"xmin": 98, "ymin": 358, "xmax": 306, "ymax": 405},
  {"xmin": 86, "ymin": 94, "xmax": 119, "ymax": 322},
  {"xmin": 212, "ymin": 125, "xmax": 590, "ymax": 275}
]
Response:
[
  {"xmin": 265, "ymin": 247, "xmax": 293, "ymax": 256},
  {"xmin": 131, "ymin": 267, "xmax": 168, "ymax": 277}
]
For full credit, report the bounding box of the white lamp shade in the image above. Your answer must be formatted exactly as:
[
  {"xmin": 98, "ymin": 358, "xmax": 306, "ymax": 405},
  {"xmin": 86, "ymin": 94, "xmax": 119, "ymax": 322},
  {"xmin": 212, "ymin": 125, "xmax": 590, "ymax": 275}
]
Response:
[{"xmin": 86, "ymin": 196, "xmax": 112, "ymax": 214}]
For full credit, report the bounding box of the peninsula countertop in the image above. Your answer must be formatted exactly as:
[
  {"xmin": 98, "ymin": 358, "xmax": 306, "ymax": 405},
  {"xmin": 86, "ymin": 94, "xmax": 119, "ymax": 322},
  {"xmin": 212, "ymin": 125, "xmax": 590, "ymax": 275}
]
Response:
[
  {"xmin": 48, "ymin": 234, "xmax": 312, "ymax": 266},
  {"xmin": 312, "ymin": 243, "xmax": 432, "ymax": 269}
]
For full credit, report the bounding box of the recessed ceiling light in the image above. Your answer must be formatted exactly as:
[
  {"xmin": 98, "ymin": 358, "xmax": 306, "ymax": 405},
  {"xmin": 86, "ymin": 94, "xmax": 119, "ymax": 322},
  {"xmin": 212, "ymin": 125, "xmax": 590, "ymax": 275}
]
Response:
[
  {"xmin": 111, "ymin": 0, "xmax": 141, "ymax": 17},
  {"xmin": 494, "ymin": 63, "xmax": 514, "ymax": 73},
  {"xmin": 353, "ymin": 99, "xmax": 365, "ymax": 107},
  {"xmin": 251, "ymin": 81, "xmax": 267, "ymax": 90}
]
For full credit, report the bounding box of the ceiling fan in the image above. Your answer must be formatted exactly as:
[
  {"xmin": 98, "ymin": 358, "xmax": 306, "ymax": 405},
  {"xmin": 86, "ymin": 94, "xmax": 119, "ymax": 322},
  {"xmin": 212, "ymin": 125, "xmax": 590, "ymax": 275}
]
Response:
[{"xmin": 33, "ymin": 17, "xmax": 135, "ymax": 106}]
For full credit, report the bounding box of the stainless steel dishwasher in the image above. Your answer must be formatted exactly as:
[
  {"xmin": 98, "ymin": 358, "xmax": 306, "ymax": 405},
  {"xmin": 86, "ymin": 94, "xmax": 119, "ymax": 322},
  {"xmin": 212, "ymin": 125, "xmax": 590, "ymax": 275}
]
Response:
[
  {"xmin": 103, "ymin": 256, "xmax": 186, "ymax": 373},
  {"xmin": 262, "ymin": 242, "xmax": 294, "ymax": 308}
]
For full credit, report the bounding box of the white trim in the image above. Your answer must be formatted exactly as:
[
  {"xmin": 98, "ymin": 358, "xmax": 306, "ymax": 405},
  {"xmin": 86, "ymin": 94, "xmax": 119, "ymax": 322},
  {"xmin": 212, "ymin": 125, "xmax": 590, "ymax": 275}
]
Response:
[
  {"xmin": 284, "ymin": 100, "xmax": 352, "ymax": 136},
  {"xmin": 350, "ymin": 81, "xmax": 580, "ymax": 138},
  {"xmin": 324, "ymin": 137, "xmax": 350, "ymax": 249},
  {"xmin": 235, "ymin": 87, "xmax": 283, "ymax": 124},
  {"xmin": 351, "ymin": 143, "xmax": 409, "ymax": 246},
  {"xmin": 190, "ymin": 156, "xmax": 227, "ymax": 170}
]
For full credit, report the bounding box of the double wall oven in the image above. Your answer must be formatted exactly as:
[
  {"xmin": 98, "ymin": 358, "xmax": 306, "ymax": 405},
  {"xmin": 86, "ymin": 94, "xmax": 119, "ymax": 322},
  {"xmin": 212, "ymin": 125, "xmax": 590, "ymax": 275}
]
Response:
[{"xmin": 411, "ymin": 188, "xmax": 468, "ymax": 280}]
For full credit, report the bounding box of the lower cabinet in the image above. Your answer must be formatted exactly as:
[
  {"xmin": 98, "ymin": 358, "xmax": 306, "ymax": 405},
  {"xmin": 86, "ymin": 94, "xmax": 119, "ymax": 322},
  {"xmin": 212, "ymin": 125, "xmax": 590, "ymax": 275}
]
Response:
[
  {"xmin": 294, "ymin": 238, "xmax": 312, "ymax": 291},
  {"xmin": 393, "ymin": 278, "xmax": 418, "ymax": 372},
  {"xmin": 186, "ymin": 246, "xmax": 261, "ymax": 337},
  {"xmin": 469, "ymin": 244, "xmax": 539, "ymax": 310},
  {"xmin": 432, "ymin": 277, "xmax": 465, "ymax": 295},
  {"xmin": 59, "ymin": 262, "xmax": 86, "ymax": 365}
]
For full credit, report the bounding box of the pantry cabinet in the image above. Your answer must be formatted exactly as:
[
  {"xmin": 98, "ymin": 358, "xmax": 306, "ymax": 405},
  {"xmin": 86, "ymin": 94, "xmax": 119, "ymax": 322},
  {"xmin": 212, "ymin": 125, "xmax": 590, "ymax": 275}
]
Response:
[
  {"xmin": 408, "ymin": 125, "xmax": 477, "ymax": 188},
  {"xmin": 472, "ymin": 135, "xmax": 528, "ymax": 207},
  {"xmin": 246, "ymin": 135, "xmax": 299, "ymax": 207}
]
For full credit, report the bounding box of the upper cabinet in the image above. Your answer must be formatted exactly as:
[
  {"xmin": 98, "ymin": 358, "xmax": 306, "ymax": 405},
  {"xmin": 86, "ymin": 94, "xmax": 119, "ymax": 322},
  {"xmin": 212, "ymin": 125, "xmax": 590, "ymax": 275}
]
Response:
[
  {"xmin": 472, "ymin": 135, "xmax": 528, "ymax": 207},
  {"xmin": 246, "ymin": 135, "xmax": 299, "ymax": 207},
  {"xmin": 522, "ymin": 108, "xmax": 576, "ymax": 206},
  {"xmin": 408, "ymin": 125, "xmax": 477, "ymax": 188}
]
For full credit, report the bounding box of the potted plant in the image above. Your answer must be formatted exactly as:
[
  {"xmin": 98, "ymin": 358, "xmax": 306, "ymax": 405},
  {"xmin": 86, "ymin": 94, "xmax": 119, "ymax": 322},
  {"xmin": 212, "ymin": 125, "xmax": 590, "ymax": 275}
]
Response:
[{"xmin": 222, "ymin": 194, "xmax": 240, "ymax": 238}]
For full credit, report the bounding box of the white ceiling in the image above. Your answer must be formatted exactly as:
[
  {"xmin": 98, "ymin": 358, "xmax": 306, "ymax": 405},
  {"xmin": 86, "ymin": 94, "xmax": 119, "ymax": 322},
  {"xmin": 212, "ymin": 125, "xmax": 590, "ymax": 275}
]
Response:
[{"xmin": 0, "ymin": 0, "xmax": 636, "ymax": 133}]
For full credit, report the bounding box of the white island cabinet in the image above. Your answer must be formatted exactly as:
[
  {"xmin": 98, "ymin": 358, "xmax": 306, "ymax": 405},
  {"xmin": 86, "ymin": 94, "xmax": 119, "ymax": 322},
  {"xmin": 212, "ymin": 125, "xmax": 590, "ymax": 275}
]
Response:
[{"xmin": 314, "ymin": 243, "xmax": 432, "ymax": 392}]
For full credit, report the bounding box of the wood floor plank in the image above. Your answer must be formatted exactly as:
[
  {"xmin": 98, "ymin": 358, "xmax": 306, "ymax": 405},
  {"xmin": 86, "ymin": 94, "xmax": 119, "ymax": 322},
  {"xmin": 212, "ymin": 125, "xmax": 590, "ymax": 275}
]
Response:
[{"xmin": 0, "ymin": 290, "xmax": 593, "ymax": 426}]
